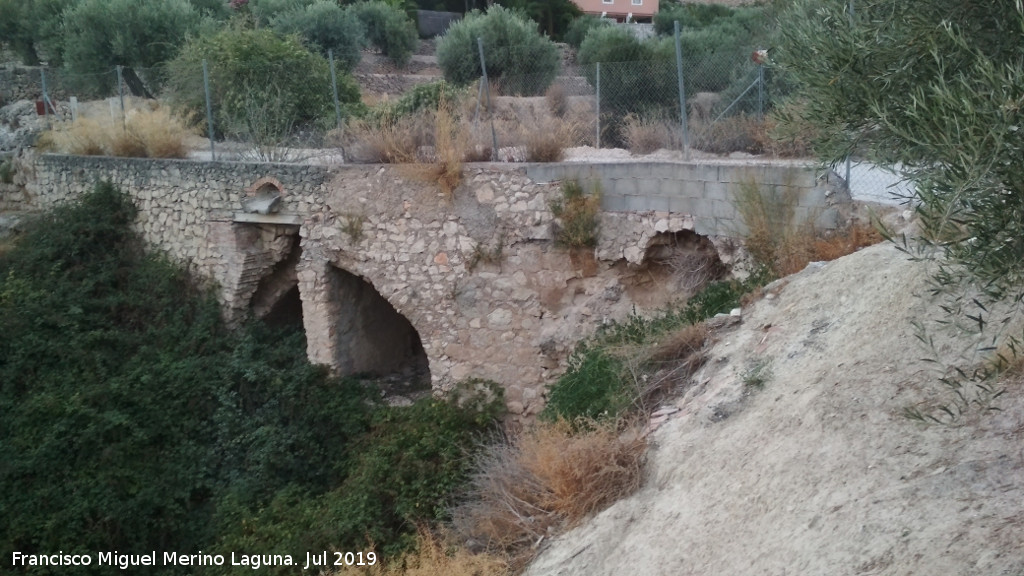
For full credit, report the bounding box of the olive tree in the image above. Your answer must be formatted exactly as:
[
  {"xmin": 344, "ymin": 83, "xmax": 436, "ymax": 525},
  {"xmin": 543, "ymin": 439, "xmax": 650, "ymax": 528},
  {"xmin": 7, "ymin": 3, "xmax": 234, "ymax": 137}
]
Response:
[
  {"xmin": 62, "ymin": 0, "xmax": 201, "ymax": 96},
  {"xmin": 436, "ymin": 5, "xmax": 559, "ymax": 96}
]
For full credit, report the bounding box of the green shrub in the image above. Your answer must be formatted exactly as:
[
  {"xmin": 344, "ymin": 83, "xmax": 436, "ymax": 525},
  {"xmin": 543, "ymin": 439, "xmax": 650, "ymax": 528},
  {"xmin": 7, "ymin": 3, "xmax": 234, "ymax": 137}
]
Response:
[
  {"xmin": 165, "ymin": 27, "xmax": 361, "ymax": 145},
  {"xmin": 61, "ymin": 0, "xmax": 201, "ymax": 97},
  {"xmin": 436, "ymin": 5, "xmax": 559, "ymax": 96},
  {"xmin": 0, "ymin": 183, "xmax": 225, "ymax": 566},
  {"xmin": 564, "ymin": 14, "xmax": 612, "ymax": 49},
  {"xmin": 541, "ymin": 267, "xmax": 772, "ymax": 423},
  {"xmin": 676, "ymin": 17, "xmax": 767, "ymax": 94},
  {"xmin": 272, "ymin": 0, "xmax": 364, "ymax": 69},
  {"xmin": 577, "ymin": 26, "xmax": 677, "ymax": 110},
  {"xmin": 370, "ymin": 80, "xmax": 463, "ymax": 123},
  {"xmin": 188, "ymin": 0, "xmax": 232, "ymax": 19},
  {"xmin": 543, "ymin": 346, "xmax": 629, "ymax": 421},
  {"xmin": 349, "ymin": 1, "xmax": 419, "ymax": 67},
  {"xmin": 213, "ymin": 384, "xmax": 503, "ymax": 570},
  {"xmin": 249, "ymin": 0, "xmax": 314, "ymax": 25},
  {"xmin": 498, "ymin": 0, "xmax": 583, "ymax": 41}
]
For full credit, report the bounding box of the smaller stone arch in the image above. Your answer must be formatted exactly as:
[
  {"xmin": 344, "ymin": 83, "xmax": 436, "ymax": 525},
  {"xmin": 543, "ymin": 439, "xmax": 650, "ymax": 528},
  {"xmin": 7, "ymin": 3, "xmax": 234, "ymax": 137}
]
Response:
[
  {"xmin": 642, "ymin": 230, "xmax": 727, "ymax": 297},
  {"xmin": 242, "ymin": 177, "xmax": 287, "ymax": 215},
  {"xmin": 245, "ymin": 176, "xmax": 286, "ymax": 199}
]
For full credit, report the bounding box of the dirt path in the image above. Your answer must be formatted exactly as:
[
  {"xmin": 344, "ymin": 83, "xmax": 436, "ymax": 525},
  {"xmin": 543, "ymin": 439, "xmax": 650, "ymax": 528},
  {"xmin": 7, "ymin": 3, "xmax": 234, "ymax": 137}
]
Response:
[{"xmin": 526, "ymin": 243, "xmax": 1024, "ymax": 576}]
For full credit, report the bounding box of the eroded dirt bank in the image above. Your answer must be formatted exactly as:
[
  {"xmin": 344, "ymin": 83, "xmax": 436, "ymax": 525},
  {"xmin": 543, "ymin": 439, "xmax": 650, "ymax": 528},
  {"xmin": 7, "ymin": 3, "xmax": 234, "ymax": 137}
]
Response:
[{"xmin": 527, "ymin": 243, "xmax": 1024, "ymax": 576}]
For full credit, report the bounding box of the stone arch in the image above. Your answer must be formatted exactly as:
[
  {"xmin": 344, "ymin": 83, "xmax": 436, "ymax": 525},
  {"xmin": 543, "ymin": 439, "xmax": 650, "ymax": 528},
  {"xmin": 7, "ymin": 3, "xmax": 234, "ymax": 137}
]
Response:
[
  {"xmin": 245, "ymin": 176, "xmax": 286, "ymax": 199},
  {"xmin": 301, "ymin": 256, "xmax": 431, "ymax": 386},
  {"xmin": 249, "ymin": 238, "xmax": 302, "ymax": 327},
  {"xmin": 642, "ymin": 230, "xmax": 727, "ymax": 296}
]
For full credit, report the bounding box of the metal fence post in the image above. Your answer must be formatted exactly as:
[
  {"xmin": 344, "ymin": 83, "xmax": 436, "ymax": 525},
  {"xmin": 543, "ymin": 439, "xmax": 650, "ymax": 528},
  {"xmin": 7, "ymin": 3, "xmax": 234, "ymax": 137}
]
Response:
[
  {"xmin": 202, "ymin": 59, "xmax": 216, "ymax": 161},
  {"xmin": 473, "ymin": 76, "xmax": 483, "ymax": 128},
  {"xmin": 328, "ymin": 49, "xmax": 342, "ymax": 129},
  {"xmin": 477, "ymin": 37, "xmax": 499, "ymax": 160},
  {"xmin": 595, "ymin": 62, "xmax": 601, "ymax": 148},
  {"xmin": 673, "ymin": 21, "xmax": 690, "ymax": 160},
  {"xmin": 757, "ymin": 64, "xmax": 765, "ymax": 119},
  {"xmin": 116, "ymin": 65, "xmax": 126, "ymax": 130},
  {"xmin": 845, "ymin": 156, "xmax": 852, "ymax": 192},
  {"xmin": 40, "ymin": 68, "xmax": 49, "ymax": 125}
]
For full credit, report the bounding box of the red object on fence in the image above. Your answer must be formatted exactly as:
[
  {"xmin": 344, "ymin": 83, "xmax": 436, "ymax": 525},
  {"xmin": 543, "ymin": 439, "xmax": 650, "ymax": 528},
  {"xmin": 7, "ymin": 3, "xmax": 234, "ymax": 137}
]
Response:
[{"xmin": 35, "ymin": 100, "xmax": 56, "ymax": 115}]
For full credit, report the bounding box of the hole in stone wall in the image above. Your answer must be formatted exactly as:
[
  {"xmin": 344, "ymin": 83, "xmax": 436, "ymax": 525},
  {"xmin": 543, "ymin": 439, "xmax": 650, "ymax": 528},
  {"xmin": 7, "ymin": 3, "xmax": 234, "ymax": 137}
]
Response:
[
  {"xmin": 619, "ymin": 230, "xmax": 727, "ymax": 306},
  {"xmin": 644, "ymin": 230, "xmax": 727, "ymax": 296},
  {"xmin": 328, "ymin": 266, "xmax": 430, "ymax": 397},
  {"xmin": 263, "ymin": 285, "xmax": 304, "ymax": 330},
  {"xmin": 249, "ymin": 235, "xmax": 301, "ymax": 319}
]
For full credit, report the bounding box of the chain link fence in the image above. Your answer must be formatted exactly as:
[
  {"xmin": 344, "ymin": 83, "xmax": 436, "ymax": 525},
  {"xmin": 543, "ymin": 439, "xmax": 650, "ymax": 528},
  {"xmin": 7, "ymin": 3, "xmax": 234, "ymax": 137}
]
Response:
[
  {"xmin": 15, "ymin": 55, "xmax": 354, "ymax": 162},
  {"xmin": 18, "ymin": 47, "xmax": 776, "ymax": 164},
  {"xmin": 469, "ymin": 32, "xmax": 771, "ymax": 161}
]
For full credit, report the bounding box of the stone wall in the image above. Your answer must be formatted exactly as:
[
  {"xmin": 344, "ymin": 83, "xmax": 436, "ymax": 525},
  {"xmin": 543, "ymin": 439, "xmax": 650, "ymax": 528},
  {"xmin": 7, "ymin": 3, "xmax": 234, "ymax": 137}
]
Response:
[
  {"xmin": 25, "ymin": 154, "xmax": 332, "ymax": 319},
  {"xmin": 12, "ymin": 154, "xmax": 849, "ymax": 419},
  {"xmin": 417, "ymin": 10, "xmax": 462, "ymax": 38},
  {"xmin": 0, "ymin": 65, "xmax": 68, "ymax": 107}
]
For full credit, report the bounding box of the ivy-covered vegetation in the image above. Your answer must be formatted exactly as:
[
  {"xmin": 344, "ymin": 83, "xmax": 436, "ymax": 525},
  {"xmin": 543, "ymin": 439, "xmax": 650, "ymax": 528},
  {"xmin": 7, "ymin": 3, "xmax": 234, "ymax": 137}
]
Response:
[{"xmin": 0, "ymin": 183, "xmax": 502, "ymax": 574}]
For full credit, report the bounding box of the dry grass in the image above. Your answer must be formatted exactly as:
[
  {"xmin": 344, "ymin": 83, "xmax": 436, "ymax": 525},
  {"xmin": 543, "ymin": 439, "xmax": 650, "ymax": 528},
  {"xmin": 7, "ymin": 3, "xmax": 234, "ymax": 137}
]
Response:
[
  {"xmin": 42, "ymin": 106, "xmax": 194, "ymax": 158},
  {"xmin": 622, "ymin": 113, "xmax": 681, "ymax": 155},
  {"xmin": 522, "ymin": 119, "xmax": 581, "ymax": 162},
  {"xmin": 545, "ymin": 83, "xmax": 568, "ymax": 118},
  {"xmin": 453, "ymin": 419, "xmax": 646, "ymax": 569},
  {"xmin": 646, "ymin": 323, "xmax": 709, "ymax": 366},
  {"xmin": 345, "ymin": 114, "xmax": 430, "ymax": 163},
  {"xmin": 550, "ymin": 179, "xmax": 601, "ymax": 248},
  {"xmin": 614, "ymin": 322, "xmax": 710, "ymax": 412},
  {"xmin": 760, "ymin": 99, "xmax": 817, "ymax": 158},
  {"xmin": 332, "ymin": 527, "xmax": 509, "ymax": 576},
  {"xmin": 690, "ymin": 114, "xmax": 764, "ymax": 155},
  {"xmin": 735, "ymin": 179, "xmax": 884, "ymax": 276},
  {"xmin": 345, "ymin": 101, "xmax": 466, "ymax": 197},
  {"xmin": 429, "ymin": 101, "xmax": 466, "ymax": 196},
  {"xmin": 388, "ymin": 102, "xmax": 466, "ymax": 197},
  {"xmin": 809, "ymin": 222, "xmax": 884, "ymax": 262},
  {"xmin": 664, "ymin": 249, "xmax": 728, "ymax": 296}
]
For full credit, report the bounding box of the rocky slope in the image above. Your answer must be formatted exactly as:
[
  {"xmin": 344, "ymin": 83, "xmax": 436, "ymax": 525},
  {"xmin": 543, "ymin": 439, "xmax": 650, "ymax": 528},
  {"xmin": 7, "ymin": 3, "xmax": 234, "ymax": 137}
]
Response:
[{"xmin": 526, "ymin": 243, "xmax": 1024, "ymax": 576}]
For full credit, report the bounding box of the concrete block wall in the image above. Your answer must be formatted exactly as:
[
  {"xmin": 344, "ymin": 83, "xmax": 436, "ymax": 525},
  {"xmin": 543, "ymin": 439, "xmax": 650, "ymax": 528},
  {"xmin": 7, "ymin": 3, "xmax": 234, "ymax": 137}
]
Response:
[{"xmin": 525, "ymin": 161, "xmax": 848, "ymax": 237}]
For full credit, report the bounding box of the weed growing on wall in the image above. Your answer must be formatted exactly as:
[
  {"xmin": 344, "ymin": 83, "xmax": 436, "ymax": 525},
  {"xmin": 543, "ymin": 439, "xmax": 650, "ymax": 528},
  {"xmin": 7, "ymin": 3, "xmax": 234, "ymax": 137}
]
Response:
[
  {"xmin": 0, "ymin": 158, "xmax": 13, "ymax": 184},
  {"xmin": 734, "ymin": 178, "xmax": 883, "ymax": 277},
  {"xmin": 549, "ymin": 179, "xmax": 600, "ymax": 249},
  {"xmin": 341, "ymin": 212, "xmax": 366, "ymax": 242}
]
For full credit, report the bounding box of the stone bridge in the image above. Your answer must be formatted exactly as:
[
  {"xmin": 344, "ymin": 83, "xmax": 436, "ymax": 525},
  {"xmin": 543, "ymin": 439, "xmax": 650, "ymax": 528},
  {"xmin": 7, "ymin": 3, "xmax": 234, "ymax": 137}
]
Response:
[{"xmin": 7, "ymin": 154, "xmax": 847, "ymax": 418}]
